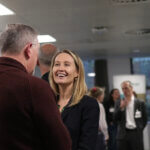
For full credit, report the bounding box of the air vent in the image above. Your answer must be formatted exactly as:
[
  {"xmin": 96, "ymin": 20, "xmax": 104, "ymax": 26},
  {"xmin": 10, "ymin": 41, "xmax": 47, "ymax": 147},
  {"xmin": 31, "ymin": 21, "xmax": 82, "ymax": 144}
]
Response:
[
  {"xmin": 125, "ymin": 28, "xmax": 150, "ymax": 35},
  {"xmin": 110, "ymin": 0, "xmax": 149, "ymax": 5},
  {"xmin": 92, "ymin": 26, "xmax": 108, "ymax": 34}
]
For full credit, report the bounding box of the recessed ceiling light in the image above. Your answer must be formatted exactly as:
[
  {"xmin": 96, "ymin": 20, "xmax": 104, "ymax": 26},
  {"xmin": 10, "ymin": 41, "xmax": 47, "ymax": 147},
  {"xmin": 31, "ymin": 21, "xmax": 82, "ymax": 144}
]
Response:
[
  {"xmin": 92, "ymin": 26, "xmax": 108, "ymax": 34},
  {"xmin": 38, "ymin": 35, "xmax": 56, "ymax": 43},
  {"xmin": 125, "ymin": 28, "xmax": 150, "ymax": 36},
  {"xmin": 87, "ymin": 73, "xmax": 95, "ymax": 77},
  {"xmin": 110, "ymin": 0, "xmax": 148, "ymax": 5},
  {"xmin": 0, "ymin": 4, "xmax": 15, "ymax": 16},
  {"xmin": 133, "ymin": 49, "xmax": 140, "ymax": 53}
]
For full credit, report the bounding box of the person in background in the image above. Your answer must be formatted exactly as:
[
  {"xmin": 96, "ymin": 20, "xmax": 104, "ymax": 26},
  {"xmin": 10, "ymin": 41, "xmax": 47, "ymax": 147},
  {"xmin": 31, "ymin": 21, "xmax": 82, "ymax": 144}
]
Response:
[
  {"xmin": 49, "ymin": 49, "xmax": 99, "ymax": 150},
  {"xmin": 37, "ymin": 43, "xmax": 58, "ymax": 82},
  {"xmin": 0, "ymin": 24, "xmax": 71, "ymax": 150},
  {"xmin": 88, "ymin": 87, "xmax": 109, "ymax": 150},
  {"xmin": 114, "ymin": 81, "xmax": 147, "ymax": 150},
  {"xmin": 104, "ymin": 89, "xmax": 120, "ymax": 150}
]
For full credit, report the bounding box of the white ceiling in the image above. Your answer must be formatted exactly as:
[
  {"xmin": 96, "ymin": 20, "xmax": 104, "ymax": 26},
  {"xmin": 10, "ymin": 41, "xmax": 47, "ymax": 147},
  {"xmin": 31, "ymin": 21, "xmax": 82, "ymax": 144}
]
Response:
[{"xmin": 0, "ymin": 0, "xmax": 150, "ymax": 59}]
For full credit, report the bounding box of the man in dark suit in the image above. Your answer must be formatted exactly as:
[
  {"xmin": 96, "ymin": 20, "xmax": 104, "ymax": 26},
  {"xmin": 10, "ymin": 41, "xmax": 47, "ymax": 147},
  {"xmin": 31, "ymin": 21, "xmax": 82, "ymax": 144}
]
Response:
[
  {"xmin": 37, "ymin": 43, "xmax": 58, "ymax": 82},
  {"xmin": 114, "ymin": 80, "xmax": 147, "ymax": 150},
  {"xmin": 0, "ymin": 24, "xmax": 71, "ymax": 150}
]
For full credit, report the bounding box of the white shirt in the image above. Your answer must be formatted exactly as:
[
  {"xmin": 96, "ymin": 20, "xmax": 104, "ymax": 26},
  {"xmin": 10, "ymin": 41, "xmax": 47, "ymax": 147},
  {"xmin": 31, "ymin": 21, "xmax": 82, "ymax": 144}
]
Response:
[
  {"xmin": 98, "ymin": 102, "xmax": 109, "ymax": 140},
  {"xmin": 125, "ymin": 95, "xmax": 136, "ymax": 129}
]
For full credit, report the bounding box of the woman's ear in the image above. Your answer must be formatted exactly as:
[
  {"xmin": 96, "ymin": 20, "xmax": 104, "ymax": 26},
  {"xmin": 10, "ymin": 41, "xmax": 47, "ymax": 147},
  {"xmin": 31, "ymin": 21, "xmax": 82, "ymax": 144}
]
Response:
[{"xmin": 74, "ymin": 76, "xmax": 78, "ymax": 81}]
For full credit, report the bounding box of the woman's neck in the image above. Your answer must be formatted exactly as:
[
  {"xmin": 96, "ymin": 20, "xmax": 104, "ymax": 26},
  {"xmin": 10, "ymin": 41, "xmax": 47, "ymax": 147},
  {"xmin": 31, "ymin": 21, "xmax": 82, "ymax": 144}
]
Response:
[
  {"xmin": 57, "ymin": 84, "xmax": 74, "ymax": 112},
  {"xmin": 58, "ymin": 84, "xmax": 73, "ymax": 102}
]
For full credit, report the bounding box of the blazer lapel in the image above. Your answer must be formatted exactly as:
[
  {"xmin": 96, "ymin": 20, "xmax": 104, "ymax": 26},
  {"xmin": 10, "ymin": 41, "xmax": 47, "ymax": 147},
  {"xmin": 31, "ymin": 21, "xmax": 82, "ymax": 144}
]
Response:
[
  {"xmin": 58, "ymin": 97, "xmax": 73, "ymax": 120},
  {"xmin": 61, "ymin": 107, "xmax": 71, "ymax": 121},
  {"xmin": 134, "ymin": 98, "xmax": 138, "ymax": 116}
]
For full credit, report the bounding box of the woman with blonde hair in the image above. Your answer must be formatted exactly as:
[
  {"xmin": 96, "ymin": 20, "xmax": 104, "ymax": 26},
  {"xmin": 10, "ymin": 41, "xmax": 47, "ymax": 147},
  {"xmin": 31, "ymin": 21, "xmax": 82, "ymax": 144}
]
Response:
[
  {"xmin": 49, "ymin": 49, "xmax": 99, "ymax": 150},
  {"xmin": 88, "ymin": 87, "xmax": 109, "ymax": 150}
]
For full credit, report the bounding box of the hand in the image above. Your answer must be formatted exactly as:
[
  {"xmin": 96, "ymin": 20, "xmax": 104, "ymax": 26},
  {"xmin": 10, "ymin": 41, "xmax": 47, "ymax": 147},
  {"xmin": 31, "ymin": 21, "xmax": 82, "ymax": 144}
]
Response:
[
  {"xmin": 105, "ymin": 138, "xmax": 109, "ymax": 146},
  {"xmin": 120, "ymin": 99, "xmax": 127, "ymax": 109}
]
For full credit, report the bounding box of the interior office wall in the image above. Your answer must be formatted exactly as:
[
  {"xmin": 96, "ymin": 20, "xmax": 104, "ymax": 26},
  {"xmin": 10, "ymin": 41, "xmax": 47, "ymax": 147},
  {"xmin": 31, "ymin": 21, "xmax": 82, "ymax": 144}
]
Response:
[{"xmin": 107, "ymin": 57, "xmax": 131, "ymax": 91}]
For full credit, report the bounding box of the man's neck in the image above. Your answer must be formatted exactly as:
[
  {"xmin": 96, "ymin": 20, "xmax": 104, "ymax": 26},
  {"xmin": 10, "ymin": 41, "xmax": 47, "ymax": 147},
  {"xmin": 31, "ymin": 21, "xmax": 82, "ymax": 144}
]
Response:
[
  {"xmin": 2, "ymin": 53, "xmax": 26, "ymax": 70},
  {"xmin": 125, "ymin": 94, "xmax": 133, "ymax": 102}
]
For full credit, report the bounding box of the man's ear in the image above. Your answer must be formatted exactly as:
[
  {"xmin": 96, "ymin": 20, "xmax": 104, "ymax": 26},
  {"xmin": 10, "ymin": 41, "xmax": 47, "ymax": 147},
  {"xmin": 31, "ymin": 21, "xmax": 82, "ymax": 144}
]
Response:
[{"xmin": 24, "ymin": 43, "xmax": 32, "ymax": 59}]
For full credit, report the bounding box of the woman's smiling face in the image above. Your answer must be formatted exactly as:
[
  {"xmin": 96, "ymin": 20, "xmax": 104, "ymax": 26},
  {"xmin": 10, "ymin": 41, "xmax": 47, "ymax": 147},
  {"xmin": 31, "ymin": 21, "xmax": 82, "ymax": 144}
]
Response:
[{"xmin": 52, "ymin": 52, "xmax": 78, "ymax": 86}]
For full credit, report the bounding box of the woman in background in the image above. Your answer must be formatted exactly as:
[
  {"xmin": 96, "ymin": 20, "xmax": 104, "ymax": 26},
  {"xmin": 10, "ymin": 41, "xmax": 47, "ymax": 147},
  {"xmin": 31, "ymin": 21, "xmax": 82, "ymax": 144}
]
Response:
[
  {"xmin": 49, "ymin": 50, "xmax": 99, "ymax": 150},
  {"xmin": 88, "ymin": 87, "xmax": 109, "ymax": 150},
  {"xmin": 104, "ymin": 89, "xmax": 120, "ymax": 150}
]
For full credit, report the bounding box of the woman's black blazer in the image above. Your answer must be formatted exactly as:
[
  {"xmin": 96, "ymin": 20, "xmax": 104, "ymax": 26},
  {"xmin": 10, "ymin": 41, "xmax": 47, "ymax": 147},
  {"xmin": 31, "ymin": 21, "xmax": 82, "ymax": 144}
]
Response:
[{"xmin": 61, "ymin": 95, "xmax": 100, "ymax": 150}]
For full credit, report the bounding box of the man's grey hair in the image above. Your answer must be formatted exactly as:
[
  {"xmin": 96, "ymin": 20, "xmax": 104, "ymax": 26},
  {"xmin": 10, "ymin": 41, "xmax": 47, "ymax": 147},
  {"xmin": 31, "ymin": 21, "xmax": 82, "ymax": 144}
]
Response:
[
  {"xmin": 121, "ymin": 80, "xmax": 133, "ymax": 88},
  {"xmin": 0, "ymin": 24, "xmax": 38, "ymax": 54},
  {"xmin": 39, "ymin": 44, "xmax": 58, "ymax": 66}
]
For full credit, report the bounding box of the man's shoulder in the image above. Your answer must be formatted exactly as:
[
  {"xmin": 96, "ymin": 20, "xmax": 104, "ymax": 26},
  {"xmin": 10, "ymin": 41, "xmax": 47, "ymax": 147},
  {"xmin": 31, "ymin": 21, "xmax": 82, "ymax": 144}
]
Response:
[
  {"xmin": 135, "ymin": 98, "xmax": 145, "ymax": 103},
  {"xmin": 27, "ymin": 75, "xmax": 56, "ymax": 99},
  {"xmin": 134, "ymin": 98, "xmax": 146, "ymax": 109},
  {"xmin": 27, "ymin": 75, "xmax": 50, "ymax": 89}
]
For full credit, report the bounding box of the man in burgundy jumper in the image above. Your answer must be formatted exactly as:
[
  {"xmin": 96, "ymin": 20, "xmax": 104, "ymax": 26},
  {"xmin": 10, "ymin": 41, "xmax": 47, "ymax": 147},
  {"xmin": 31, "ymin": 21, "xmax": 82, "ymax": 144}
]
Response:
[{"xmin": 0, "ymin": 24, "xmax": 71, "ymax": 150}]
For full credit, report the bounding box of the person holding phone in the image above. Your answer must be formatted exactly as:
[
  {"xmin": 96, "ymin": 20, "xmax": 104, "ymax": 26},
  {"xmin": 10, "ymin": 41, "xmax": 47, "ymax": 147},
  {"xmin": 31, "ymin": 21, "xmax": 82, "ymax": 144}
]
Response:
[{"xmin": 114, "ymin": 80, "xmax": 147, "ymax": 150}]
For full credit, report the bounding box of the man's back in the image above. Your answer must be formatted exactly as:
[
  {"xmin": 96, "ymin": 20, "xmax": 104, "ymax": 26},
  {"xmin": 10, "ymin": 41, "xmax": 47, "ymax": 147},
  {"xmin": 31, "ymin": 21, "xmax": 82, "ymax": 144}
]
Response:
[{"xmin": 0, "ymin": 57, "xmax": 71, "ymax": 150}]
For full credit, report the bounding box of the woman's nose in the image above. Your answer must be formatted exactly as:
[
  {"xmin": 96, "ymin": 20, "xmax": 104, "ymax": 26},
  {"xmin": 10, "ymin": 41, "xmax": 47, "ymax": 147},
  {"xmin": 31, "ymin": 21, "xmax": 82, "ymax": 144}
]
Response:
[{"xmin": 57, "ymin": 64, "xmax": 65, "ymax": 70}]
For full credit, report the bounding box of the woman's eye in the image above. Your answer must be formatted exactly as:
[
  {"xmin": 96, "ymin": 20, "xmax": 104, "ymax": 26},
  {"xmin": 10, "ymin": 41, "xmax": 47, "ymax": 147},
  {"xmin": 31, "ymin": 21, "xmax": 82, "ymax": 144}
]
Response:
[
  {"xmin": 65, "ymin": 63, "xmax": 70, "ymax": 66},
  {"xmin": 54, "ymin": 63, "xmax": 59, "ymax": 66}
]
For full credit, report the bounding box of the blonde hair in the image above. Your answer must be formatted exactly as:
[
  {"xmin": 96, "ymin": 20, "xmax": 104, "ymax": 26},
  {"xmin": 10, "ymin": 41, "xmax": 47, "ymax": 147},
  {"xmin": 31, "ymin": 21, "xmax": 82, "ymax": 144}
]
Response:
[
  {"xmin": 88, "ymin": 86, "xmax": 105, "ymax": 99},
  {"xmin": 49, "ymin": 49, "xmax": 87, "ymax": 106}
]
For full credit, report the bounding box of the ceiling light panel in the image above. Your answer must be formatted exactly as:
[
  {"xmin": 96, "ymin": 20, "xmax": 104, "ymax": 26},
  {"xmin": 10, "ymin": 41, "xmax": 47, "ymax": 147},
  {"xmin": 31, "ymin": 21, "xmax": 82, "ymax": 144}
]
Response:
[
  {"xmin": 110, "ymin": 0, "xmax": 149, "ymax": 5},
  {"xmin": 0, "ymin": 4, "xmax": 15, "ymax": 16},
  {"xmin": 38, "ymin": 35, "xmax": 56, "ymax": 43}
]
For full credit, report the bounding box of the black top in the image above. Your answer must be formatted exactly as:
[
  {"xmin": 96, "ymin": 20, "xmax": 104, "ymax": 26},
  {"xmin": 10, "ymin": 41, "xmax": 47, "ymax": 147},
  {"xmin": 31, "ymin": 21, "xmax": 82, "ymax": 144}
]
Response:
[
  {"xmin": 60, "ymin": 95, "xmax": 100, "ymax": 150},
  {"xmin": 41, "ymin": 71, "xmax": 50, "ymax": 83},
  {"xmin": 104, "ymin": 100, "xmax": 116, "ymax": 125}
]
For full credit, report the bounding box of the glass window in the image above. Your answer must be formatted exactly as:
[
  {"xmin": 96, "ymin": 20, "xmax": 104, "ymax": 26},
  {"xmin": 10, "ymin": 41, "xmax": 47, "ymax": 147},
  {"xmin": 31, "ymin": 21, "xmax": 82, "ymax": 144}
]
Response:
[
  {"xmin": 83, "ymin": 60, "xmax": 95, "ymax": 89},
  {"xmin": 132, "ymin": 57, "xmax": 150, "ymax": 87},
  {"xmin": 132, "ymin": 57, "xmax": 150, "ymax": 121}
]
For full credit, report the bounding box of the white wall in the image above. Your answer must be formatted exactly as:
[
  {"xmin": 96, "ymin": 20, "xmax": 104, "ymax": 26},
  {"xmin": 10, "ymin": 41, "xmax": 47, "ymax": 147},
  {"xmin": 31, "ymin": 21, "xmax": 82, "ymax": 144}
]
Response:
[{"xmin": 107, "ymin": 57, "xmax": 131, "ymax": 91}]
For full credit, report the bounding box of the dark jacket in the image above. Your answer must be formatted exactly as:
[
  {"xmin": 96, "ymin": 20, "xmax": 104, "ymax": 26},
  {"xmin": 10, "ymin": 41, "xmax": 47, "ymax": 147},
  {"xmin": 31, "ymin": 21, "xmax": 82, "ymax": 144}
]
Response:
[
  {"xmin": 41, "ymin": 71, "xmax": 50, "ymax": 83},
  {"xmin": 61, "ymin": 95, "xmax": 99, "ymax": 150},
  {"xmin": 114, "ymin": 98, "xmax": 147, "ymax": 140},
  {"xmin": 0, "ymin": 57, "xmax": 71, "ymax": 150},
  {"xmin": 104, "ymin": 100, "xmax": 116, "ymax": 125}
]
